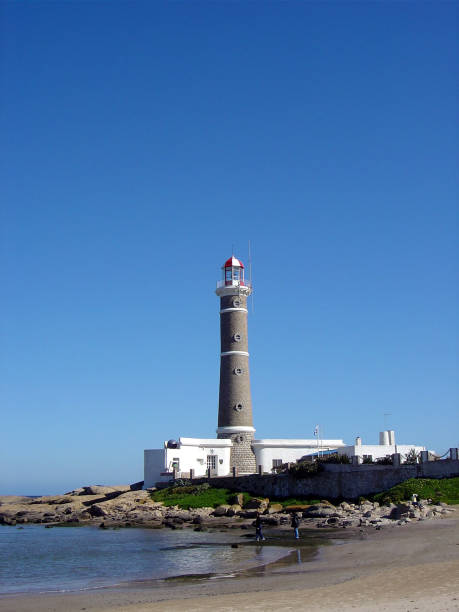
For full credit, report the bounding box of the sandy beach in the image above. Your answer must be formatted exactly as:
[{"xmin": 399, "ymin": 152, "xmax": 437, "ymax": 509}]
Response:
[{"xmin": 1, "ymin": 509, "xmax": 458, "ymax": 612}]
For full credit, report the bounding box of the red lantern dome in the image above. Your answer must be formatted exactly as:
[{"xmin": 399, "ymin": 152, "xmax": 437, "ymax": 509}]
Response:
[
  {"xmin": 223, "ymin": 256, "xmax": 244, "ymax": 269},
  {"xmin": 222, "ymin": 255, "xmax": 245, "ymax": 286}
]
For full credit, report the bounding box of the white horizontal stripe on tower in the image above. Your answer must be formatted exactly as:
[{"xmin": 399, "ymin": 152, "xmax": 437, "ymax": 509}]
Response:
[
  {"xmin": 220, "ymin": 307, "xmax": 248, "ymax": 314},
  {"xmin": 216, "ymin": 426, "xmax": 256, "ymax": 434},
  {"xmin": 220, "ymin": 351, "xmax": 249, "ymax": 357}
]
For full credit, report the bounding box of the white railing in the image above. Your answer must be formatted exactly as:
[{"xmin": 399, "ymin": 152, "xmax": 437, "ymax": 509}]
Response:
[{"xmin": 216, "ymin": 279, "xmax": 252, "ymax": 289}]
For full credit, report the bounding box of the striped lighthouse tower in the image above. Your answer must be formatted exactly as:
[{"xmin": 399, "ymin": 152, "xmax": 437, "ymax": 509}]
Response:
[{"xmin": 216, "ymin": 255, "xmax": 256, "ymax": 474}]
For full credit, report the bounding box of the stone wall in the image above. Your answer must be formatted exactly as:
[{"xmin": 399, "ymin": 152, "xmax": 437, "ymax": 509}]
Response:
[{"xmin": 192, "ymin": 458, "xmax": 459, "ymax": 500}]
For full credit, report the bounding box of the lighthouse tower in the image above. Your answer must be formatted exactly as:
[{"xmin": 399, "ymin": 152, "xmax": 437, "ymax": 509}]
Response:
[{"xmin": 216, "ymin": 256, "xmax": 257, "ymax": 474}]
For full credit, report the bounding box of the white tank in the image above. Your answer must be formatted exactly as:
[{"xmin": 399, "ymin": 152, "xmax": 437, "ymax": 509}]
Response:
[
  {"xmin": 379, "ymin": 431, "xmax": 389, "ymax": 445},
  {"xmin": 388, "ymin": 430, "xmax": 395, "ymax": 445}
]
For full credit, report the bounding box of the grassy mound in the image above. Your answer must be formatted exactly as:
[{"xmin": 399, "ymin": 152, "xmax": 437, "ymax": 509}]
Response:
[
  {"xmin": 371, "ymin": 477, "xmax": 459, "ymax": 505},
  {"xmin": 150, "ymin": 485, "xmax": 251, "ymax": 509}
]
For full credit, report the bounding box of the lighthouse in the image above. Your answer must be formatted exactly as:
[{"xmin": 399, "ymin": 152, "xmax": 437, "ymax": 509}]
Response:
[{"xmin": 215, "ymin": 255, "xmax": 257, "ymax": 474}]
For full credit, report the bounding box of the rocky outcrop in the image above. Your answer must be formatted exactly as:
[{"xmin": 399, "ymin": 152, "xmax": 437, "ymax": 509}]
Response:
[{"xmin": 0, "ymin": 488, "xmax": 455, "ymax": 531}]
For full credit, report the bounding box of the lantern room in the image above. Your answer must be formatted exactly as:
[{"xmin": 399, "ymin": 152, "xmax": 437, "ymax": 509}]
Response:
[{"xmin": 222, "ymin": 255, "xmax": 245, "ymax": 286}]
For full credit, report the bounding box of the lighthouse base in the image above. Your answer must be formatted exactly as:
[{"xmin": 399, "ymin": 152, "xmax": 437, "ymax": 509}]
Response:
[{"xmin": 217, "ymin": 431, "xmax": 257, "ymax": 474}]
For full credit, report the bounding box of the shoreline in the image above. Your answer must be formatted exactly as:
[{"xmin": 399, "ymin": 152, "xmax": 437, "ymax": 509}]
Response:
[{"xmin": 1, "ymin": 510, "xmax": 458, "ymax": 611}]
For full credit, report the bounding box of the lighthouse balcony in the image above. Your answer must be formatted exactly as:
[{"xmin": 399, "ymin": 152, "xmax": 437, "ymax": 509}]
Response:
[{"xmin": 216, "ymin": 279, "xmax": 252, "ymax": 289}]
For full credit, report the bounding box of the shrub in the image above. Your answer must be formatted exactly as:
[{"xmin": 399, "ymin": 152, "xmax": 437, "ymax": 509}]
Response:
[
  {"xmin": 403, "ymin": 449, "xmax": 419, "ymax": 465},
  {"xmin": 317, "ymin": 454, "xmax": 351, "ymax": 464},
  {"xmin": 376, "ymin": 456, "xmax": 393, "ymax": 465},
  {"xmin": 288, "ymin": 460, "xmax": 321, "ymax": 477}
]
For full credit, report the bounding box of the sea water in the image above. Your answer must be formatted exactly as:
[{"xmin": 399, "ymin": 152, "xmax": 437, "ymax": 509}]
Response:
[{"xmin": 0, "ymin": 524, "xmax": 292, "ymax": 594}]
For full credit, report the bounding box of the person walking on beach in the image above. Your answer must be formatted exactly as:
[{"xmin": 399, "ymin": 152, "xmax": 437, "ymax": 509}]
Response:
[
  {"xmin": 255, "ymin": 512, "xmax": 265, "ymax": 542},
  {"xmin": 291, "ymin": 513, "xmax": 300, "ymax": 539}
]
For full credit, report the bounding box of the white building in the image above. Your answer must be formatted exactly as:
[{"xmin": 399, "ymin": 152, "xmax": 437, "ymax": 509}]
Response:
[
  {"xmin": 337, "ymin": 430, "xmax": 427, "ymax": 462},
  {"xmin": 144, "ymin": 438, "xmax": 232, "ymax": 488},
  {"xmin": 252, "ymin": 438, "xmax": 347, "ymax": 470},
  {"xmin": 144, "ymin": 435, "xmax": 348, "ymax": 486}
]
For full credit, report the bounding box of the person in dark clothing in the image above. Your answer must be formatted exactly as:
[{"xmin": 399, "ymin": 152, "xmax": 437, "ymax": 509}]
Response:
[
  {"xmin": 255, "ymin": 512, "xmax": 265, "ymax": 541},
  {"xmin": 291, "ymin": 513, "xmax": 300, "ymax": 539}
]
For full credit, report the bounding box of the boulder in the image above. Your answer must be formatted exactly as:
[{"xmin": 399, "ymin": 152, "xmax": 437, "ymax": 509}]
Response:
[
  {"xmin": 243, "ymin": 498, "xmax": 269, "ymax": 511},
  {"xmin": 80, "ymin": 486, "xmax": 119, "ymax": 496},
  {"xmin": 239, "ymin": 510, "xmax": 258, "ymax": 519},
  {"xmin": 303, "ymin": 504, "xmax": 338, "ymax": 518},
  {"xmin": 229, "ymin": 493, "xmax": 245, "ymax": 506},
  {"xmin": 266, "ymin": 503, "xmax": 283, "ymax": 514},
  {"xmin": 213, "ymin": 505, "xmax": 231, "ymax": 517},
  {"xmin": 31, "ymin": 495, "xmax": 75, "ymax": 505},
  {"xmin": 88, "ymin": 504, "xmax": 109, "ymax": 517}
]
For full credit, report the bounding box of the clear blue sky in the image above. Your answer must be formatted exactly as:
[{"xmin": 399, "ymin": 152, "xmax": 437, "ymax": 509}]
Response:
[{"xmin": 1, "ymin": 2, "xmax": 457, "ymax": 495}]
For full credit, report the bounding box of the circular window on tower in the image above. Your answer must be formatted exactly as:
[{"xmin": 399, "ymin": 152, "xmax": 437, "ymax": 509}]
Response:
[
  {"xmin": 233, "ymin": 367, "xmax": 244, "ymax": 376},
  {"xmin": 233, "ymin": 333, "xmax": 241, "ymax": 342},
  {"xmin": 232, "ymin": 298, "xmax": 241, "ymax": 308},
  {"xmin": 235, "ymin": 435, "xmax": 244, "ymax": 444},
  {"xmin": 233, "ymin": 403, "xmax": 243, "ymax": 412}
]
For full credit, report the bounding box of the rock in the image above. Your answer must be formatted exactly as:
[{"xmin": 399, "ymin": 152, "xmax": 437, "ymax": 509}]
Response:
[
  {"xmin": 0, "ymin": 496, "xmax": 33, "ymax": 505},
  {"xmin": 81, "ymin": 486, "xmax": 119, "ymax": 496},
  {"xmin": 239, "ymin": 510, "xmax": 258, "ymax": 519},
  {"xmin": 31, "ymin": 495, "xmax": 75, "ymax": 505},
  {"xmin": 266, "ymin": 503, "xmax": 283, "ymax": 514},
  {"xmin": 342, "ymin": 519, "xmax": 360, "ymax": 527},
  {"xmin": 213, "ymin": 505, "xmax": 231, "ymax": 517},
  {"xmin": 264, "ymin": 516, "xmax": 281, "ymax": 526},
  {"xmin": 229, "ymin": 493, "xmax": 244, "ymax": 506},
  {"xmin": 284, "ymin": 505, "xmax": 313, "ymax": 512},
  {"xmin": 88, "ymin": 504, "xmax": 109, "ymax": 517},
  {"xmin": 244, "ymin": 498, "xmax": 269, "ymax": 511},
  {"xmin": 303, "ymin": 504, "xmax": 337, "ymax": 518},
  {"xmin": 65, "ymin": 488, "xmax": 86, "ymax": 496},
  {"xmin": 340, "ymin": 502, "xmax": 352, "ymax": 511}
]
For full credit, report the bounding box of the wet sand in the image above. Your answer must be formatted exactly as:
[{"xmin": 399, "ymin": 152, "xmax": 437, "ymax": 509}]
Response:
[{"xmin": 1, "ymin": 509, "xmax": 458, "ymax": 612}]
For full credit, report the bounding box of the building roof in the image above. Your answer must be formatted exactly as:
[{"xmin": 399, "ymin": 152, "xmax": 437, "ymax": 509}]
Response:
[{"xmin": 224, "ymin": 255, "xmax": 244, "ymax": 269}]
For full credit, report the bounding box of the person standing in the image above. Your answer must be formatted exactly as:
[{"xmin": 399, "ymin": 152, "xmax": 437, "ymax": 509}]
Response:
[
  {"xmin": 255, "ymin": 512, "xmax": 265, "ymax": 541},
  {"xmin": 291, "ymin": 513, "xmax": 300, "ymax": 539}
]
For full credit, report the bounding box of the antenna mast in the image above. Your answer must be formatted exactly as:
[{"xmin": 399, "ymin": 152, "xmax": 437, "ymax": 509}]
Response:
[{"xmin": 248, "ymin": 240, "xmax": 254, "ymax": 313}]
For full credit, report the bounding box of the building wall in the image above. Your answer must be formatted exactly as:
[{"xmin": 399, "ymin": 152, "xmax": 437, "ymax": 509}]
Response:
[
  {"xmin": 144, "ymin": 440, "xmax": 232, "ymax": 487},
  {"xmin": 144, "ymin": 449, "xmax": 165, "ymax": 489},
  {"xmin": 253, "ymin": 439, "xmax": 346, "ymax": 472},
  {"xmin": 194, "ymin": 458, "xmax": 459, "ymax": 500},
  {"xmin": 338, "ymin": 444, "xmax": 425, "ymax": 461}
]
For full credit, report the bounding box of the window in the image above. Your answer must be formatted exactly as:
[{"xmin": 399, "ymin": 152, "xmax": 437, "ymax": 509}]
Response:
[
  {"xmin": 207, "ymin": 455, "xmax": 217, "ymax": 470},
  {"xmin": 272, "ymin": 459, "xmax": 283, "ymax": 468},
  {"xmin": 233, "ymin": 333, "xmax": 241, "ymax": 342},
  {"xmin": 171, "ymin": 458, "xmax": 180, "ymax": 470},
  {"xmin": 233, "ymin": 367, "xmax": 243, "ymax": 375},
  {"xmin": 234, "ymin": 403, "xmax": 243, "ymax": 411}
]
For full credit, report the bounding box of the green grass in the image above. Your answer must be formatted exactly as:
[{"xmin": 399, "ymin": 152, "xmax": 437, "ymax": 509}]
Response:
[
  {"xmin": 276, "ymin": 498, "xmax": 321, "ymax": 507},
  {"xmin": 371, "ymin": 477, "xmax": 459, "ymax": 505},
  {"xmin": 150, "ymin": 485, "xmax": 252, "ymax": 509}
]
